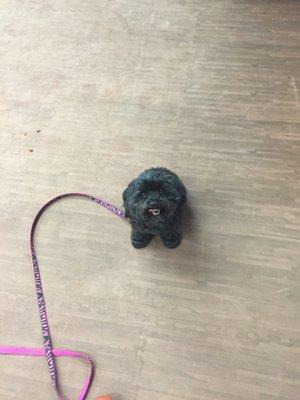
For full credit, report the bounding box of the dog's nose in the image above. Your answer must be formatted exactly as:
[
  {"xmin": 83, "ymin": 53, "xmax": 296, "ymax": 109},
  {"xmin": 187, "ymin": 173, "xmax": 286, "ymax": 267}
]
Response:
[{"xmin": 150, "ymin": 202, "xmax": 159, "ymax": 208}]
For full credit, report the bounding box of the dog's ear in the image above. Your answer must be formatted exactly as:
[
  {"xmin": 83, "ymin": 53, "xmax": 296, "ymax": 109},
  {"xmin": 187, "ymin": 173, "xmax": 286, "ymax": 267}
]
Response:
[
  {"xmin": 170, "ymin": 175, "xmax": 186, "ymax": 206},
  {"xmin": 122, "ymin": 181, "xmax": 135, "ymax": 218},
  {"xmin": 179, "ymin": 189, "xmax": 187, "ymax": 205},
  {"xmin": 122, "ymin": 181, "xmax": 134, "ymax": 202},
  {"xmin": 178, "ymin": 184, "xmax": 187, "ymax": 206},
  {"xmin": 122, "ymin": 185, "xmax": 129, "ymax": 203}
]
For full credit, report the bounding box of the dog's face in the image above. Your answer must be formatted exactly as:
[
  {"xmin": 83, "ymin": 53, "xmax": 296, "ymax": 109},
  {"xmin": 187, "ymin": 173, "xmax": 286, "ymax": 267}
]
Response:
[{"xmin": 123, "ymin": 168, "xmax": 186, "ymax": 226}]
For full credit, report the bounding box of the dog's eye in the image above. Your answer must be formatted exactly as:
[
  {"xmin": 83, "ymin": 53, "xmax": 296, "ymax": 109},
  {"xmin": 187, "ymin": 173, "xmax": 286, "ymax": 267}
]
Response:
[
  {"xmin": 159, "ymin": 189, "xmax": 165, "ymax": 196},
  {"xmin": 141, "ymin": 192, "xmax": 147, "ymax": 198}
]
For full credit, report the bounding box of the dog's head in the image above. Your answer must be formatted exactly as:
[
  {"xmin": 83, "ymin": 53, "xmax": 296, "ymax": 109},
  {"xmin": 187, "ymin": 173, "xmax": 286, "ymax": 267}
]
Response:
[{"xmin": 122, "ymin": 168, "xmax": 186, "ymax": 225}]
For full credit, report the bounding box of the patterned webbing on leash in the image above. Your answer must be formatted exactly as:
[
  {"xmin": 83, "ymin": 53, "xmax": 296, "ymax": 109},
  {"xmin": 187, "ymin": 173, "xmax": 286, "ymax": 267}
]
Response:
[{"xmin": 0, "ymin": 193, "xmax": 125, "ymax": 400}]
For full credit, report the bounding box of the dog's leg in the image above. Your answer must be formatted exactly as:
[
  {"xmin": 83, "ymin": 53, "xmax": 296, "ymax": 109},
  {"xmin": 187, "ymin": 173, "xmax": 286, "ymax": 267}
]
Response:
[
  {"xmin": 160, "ymin": 230, "xmax": 182, "ymax": 249},
  {"xmin": 131, "ymin": 229, "xmax": 153, "ymax": 249}
]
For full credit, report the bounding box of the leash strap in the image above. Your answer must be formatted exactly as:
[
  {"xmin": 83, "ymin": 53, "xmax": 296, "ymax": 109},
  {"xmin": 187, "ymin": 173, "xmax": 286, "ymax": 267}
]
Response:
[{"xmin": 0, "ymin": 193, "xmax": 125, "ymax": 400}]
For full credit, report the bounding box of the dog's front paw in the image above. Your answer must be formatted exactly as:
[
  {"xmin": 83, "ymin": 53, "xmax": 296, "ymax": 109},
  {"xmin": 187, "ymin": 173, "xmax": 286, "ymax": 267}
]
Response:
[
  {"xmin": 131, "ymin": 231, "xmax": 153, "ymax": 249},
  {"xmin": 161, "ymin": 231, "xmax": 182, "ymax": 249}
]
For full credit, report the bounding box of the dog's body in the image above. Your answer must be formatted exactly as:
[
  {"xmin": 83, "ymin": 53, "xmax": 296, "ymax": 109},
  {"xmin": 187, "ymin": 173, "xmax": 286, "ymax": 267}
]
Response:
[{"xmin": 122, "ymin": 168, "xmax": 186, "ymax": 249}]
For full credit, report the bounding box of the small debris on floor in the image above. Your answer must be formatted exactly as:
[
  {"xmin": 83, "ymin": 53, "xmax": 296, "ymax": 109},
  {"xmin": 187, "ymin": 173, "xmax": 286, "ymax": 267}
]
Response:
[
  {"xmin": 29, "ymin": 149, "xmax": 34, "ymax": 152},
  {"xmin": 36, "ymin": 130, "xmax": 41, "ymax": 133}
]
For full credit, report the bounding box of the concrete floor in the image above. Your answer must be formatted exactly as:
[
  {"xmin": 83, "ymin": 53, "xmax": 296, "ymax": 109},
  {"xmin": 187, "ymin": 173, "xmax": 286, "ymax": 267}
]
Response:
[{"xmin": 0, "ymin": 1, "xmax": 299, "ymax": 399}]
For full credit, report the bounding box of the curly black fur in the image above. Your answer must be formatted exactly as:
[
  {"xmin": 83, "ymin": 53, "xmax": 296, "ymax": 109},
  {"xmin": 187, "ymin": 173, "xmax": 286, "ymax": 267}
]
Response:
[{"xmin": 122, "ymin": 167, "xmax": 186, "ymax": 249}]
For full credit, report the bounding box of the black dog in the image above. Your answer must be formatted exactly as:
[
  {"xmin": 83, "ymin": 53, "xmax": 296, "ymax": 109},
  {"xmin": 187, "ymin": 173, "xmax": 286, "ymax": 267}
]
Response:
[{"xmin": 122, "ymin": 167, "xmax": 186, "ymax": 249}]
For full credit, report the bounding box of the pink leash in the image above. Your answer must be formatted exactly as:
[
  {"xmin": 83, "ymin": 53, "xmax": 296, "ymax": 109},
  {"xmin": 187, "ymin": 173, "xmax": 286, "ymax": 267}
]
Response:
[{"xmin": 0, "ymin": 193, "xmax": 125, "ymax": 400}]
